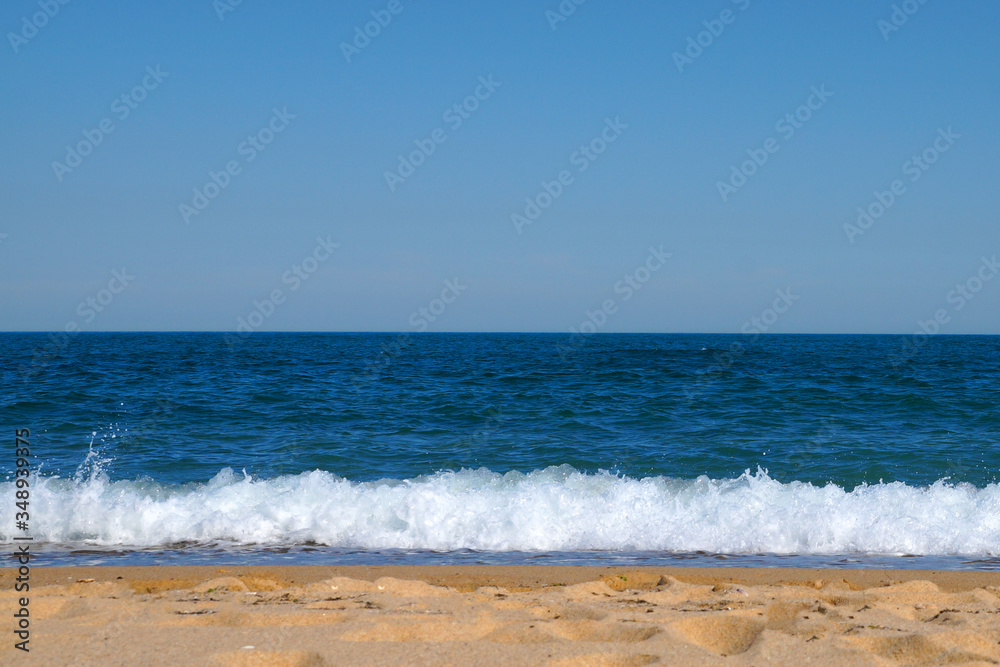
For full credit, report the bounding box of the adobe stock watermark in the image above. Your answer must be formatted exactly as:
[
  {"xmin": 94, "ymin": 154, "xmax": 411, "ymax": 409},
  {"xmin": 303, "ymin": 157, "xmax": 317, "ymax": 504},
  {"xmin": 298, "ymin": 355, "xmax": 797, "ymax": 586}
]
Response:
[
  {"xmin": 545, "ymin": 0, "xmax": 587, "ymax": 31},
  {"xmin": 384, "ymin": 75, "xmax": 502, "ymax": 192},
  {"xmin": 890, "ymin": 255, "xmax": 998, "ymax": 367},
  {"xmin": 716, "ymin": 85, "xmax": 832, "ymax": 202},
  {"xmin": 673, "ymin": 0, "xmax": 753, "ymax": 73},
  {"xmin": 351, "ymin": 279, "xmax": 468, "ymax": 389},
  {"xmin": 18, "ymin": 269, "xmax": 135, "ymax": 382},
  {"xmin": 51, "ymin": 66, "xmax": 169, "ymax": 182},
  {"xmin": 556, "ymin": 246, "xmax": 671, "ymax": 360},
  {"xmin": 0, "ymin": 232, "xmax": 8, "ymax": 247},
  {"xmin": 683, "ymin": 287, "xmax": 800, "ymax": 399},
  {"xmin": 511, "ymin": 117, "xmax": 628, "ymax": 235},
  {"xmin": 213, "ymin": 0, "xmax": 246, "ymax": 21},
  {"xmin": 179, "ymin": 107, "xmax": 294, "ymax": 224},
  {"xmin": 7, "ymin": 0, "xmax": 71, "ymax": 54},
  {"xmin": 878, "ymin": 0, "xmax": 931, "ymax": 41},
  {"xmin": 843, "ymin": 127, "xmax": 959, "ymax": 244},
  {"xmin": 224, "ymin": 236, "xmax": 339, "ymax": 346},
  {"xmin": 341, "ymin": 0, "xmax": 408, "ymax": 63}
]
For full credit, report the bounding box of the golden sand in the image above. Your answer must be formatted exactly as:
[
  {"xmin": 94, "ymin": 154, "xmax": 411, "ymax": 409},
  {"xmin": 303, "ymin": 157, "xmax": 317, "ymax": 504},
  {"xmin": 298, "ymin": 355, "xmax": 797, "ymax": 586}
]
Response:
[{"xmin": 4, "ymin": 565, "xmax": 1000, "ymax": 665}]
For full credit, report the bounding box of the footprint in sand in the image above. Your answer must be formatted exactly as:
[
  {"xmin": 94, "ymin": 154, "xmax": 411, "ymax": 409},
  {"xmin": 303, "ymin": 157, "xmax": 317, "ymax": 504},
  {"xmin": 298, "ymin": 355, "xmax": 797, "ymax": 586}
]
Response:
[
  {"xmin": 546, "ymin": 620, "xmax": 661, "ymax": 643},
  {"xmin": 669, "ymin": 615, "xmax": 766, "ymax": 656},
  {"xmin": 844, "ymin": 633, "xmax": 998, "ymax": 665}
]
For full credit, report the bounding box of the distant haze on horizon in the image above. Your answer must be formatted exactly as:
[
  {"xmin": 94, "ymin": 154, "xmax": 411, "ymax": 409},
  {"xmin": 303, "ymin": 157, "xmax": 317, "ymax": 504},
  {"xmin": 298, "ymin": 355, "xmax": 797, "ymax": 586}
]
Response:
[{"xmin": 2, "ymin": 1, "xmax": 998, "ymax": 334}]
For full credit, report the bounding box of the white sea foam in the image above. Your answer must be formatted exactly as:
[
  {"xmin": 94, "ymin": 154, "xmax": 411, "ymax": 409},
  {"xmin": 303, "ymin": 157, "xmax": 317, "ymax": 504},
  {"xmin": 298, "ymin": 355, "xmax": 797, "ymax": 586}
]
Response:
[{"xmin": 4, "ymin": 466, "xmax": 1000, "ymax": 555}]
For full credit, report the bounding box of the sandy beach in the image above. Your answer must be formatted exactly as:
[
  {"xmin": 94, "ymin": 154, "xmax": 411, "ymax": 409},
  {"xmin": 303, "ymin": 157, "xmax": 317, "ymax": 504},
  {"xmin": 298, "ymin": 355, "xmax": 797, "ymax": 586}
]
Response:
[{"xmin": 4, "ymin": 565, "xmax": 1000, "ymax": 665}]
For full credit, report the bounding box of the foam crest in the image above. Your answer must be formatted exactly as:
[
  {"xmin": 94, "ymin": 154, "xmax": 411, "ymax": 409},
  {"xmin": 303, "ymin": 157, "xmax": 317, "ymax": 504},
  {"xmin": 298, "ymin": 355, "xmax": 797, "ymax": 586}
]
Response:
[{"xmin": 3, "ymin": 466, "xmax": 1000, "ymax": 555}]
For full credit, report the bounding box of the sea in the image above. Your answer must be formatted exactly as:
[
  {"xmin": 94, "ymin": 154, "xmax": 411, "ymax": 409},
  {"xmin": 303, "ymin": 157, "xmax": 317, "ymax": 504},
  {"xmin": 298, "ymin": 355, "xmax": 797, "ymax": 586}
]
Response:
[{"xmin": 3, "ymin": 332, "xmax": 1000, "ymax": 570}]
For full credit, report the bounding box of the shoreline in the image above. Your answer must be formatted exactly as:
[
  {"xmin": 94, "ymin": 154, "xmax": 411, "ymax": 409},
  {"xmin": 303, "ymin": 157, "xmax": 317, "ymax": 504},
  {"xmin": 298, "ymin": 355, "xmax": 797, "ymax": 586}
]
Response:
[{"xmin": 7, "ymin": 564, "xmax": 1000, "ymax": 593}]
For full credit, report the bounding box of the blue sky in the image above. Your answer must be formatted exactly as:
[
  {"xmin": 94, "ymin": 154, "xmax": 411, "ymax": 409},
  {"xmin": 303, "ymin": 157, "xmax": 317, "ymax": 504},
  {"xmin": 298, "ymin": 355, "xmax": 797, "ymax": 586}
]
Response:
[{"xmin": 1, "ymin": 0, "xmax": 998, "ymax": 333}]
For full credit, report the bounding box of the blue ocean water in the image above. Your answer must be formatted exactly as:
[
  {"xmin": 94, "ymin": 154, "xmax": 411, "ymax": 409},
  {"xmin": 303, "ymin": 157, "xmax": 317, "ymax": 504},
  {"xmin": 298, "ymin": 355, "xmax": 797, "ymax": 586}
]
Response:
[{"xmin": 3, "ymin": 333, "xmax": 1000, "ymax": 569}]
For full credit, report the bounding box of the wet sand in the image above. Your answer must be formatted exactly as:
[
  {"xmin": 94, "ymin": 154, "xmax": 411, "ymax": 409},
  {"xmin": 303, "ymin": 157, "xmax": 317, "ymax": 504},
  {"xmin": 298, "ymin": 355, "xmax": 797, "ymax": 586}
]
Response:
[{"xmin": 4, "ymin": 565, "xmax": 1000, "ymax": 665}]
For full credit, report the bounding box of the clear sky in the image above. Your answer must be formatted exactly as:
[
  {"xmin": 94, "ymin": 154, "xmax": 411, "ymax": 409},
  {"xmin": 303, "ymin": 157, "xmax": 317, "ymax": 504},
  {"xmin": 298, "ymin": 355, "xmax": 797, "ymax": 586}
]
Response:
[{"xmin": 1, "ymin": 0, "xmax": 998, "ymax": 333}]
